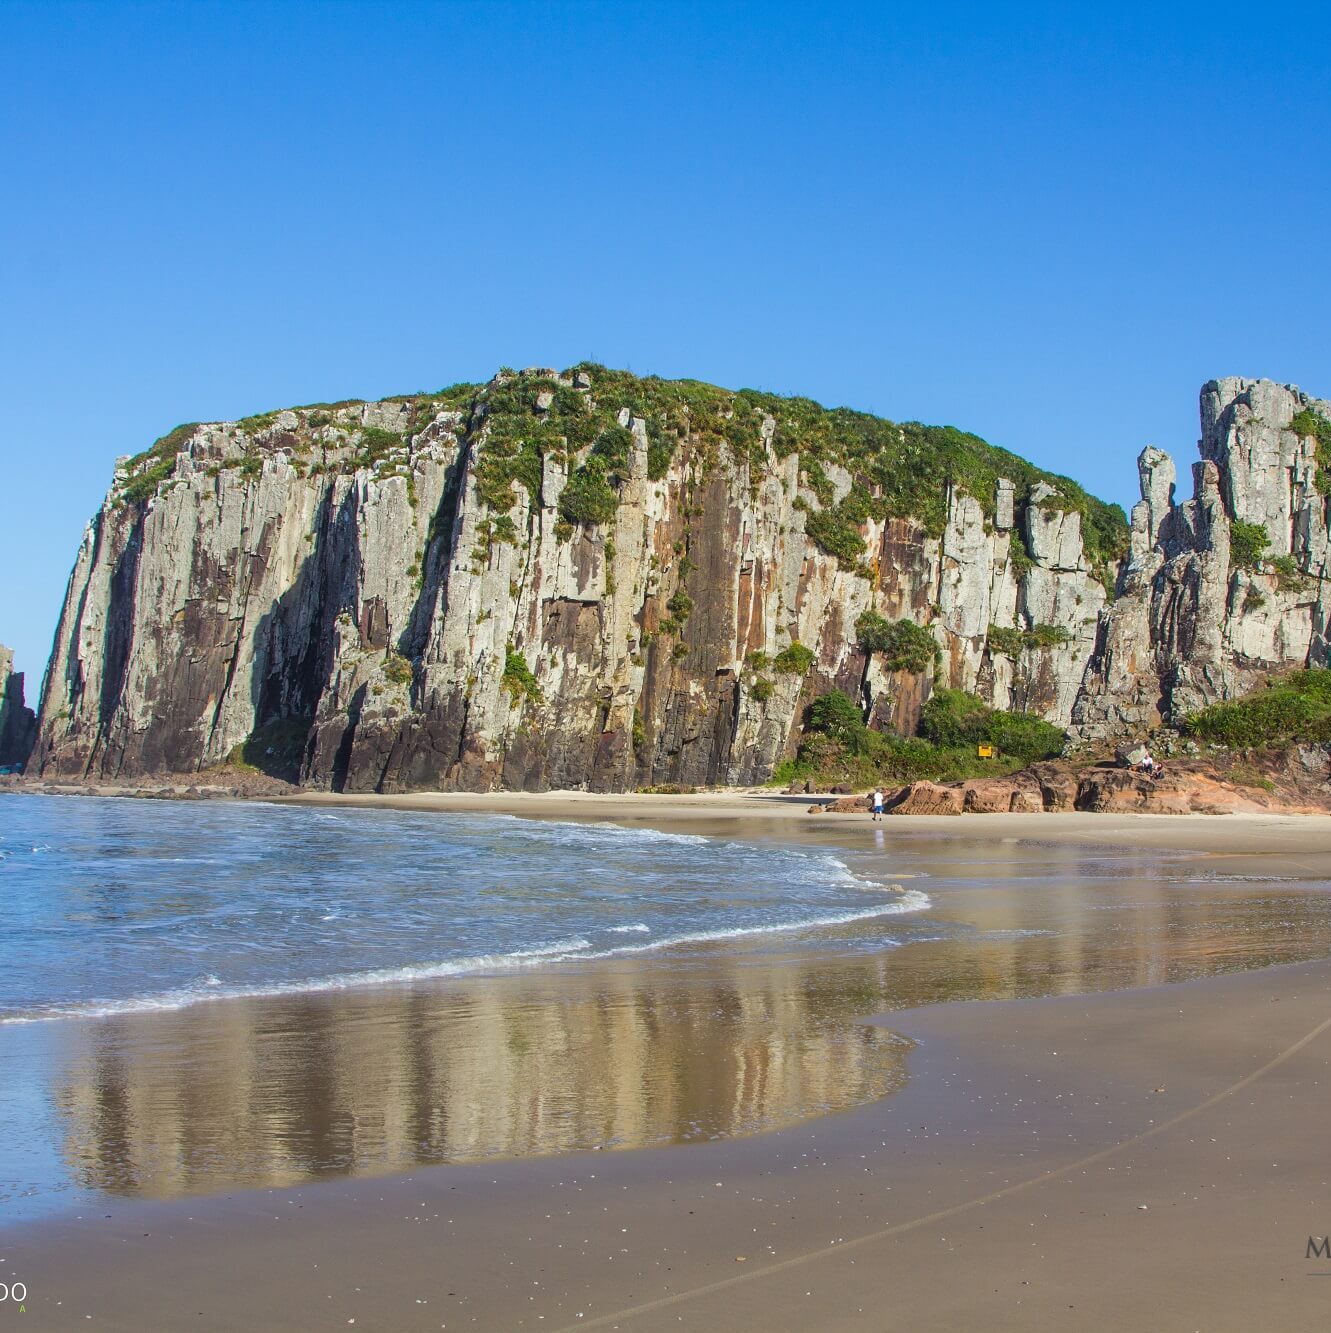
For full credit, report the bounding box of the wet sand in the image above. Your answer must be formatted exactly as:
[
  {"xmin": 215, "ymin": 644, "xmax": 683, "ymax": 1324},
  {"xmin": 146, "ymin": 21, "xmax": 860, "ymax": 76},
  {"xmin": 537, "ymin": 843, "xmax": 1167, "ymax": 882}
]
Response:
[
  {"xmin": 5, "ymin": 802, "xmax": 1331, "ymax": 1329},
  {"xmin": 6, "ymin": 958, "xmax": 1331, "ymax": 1330}
]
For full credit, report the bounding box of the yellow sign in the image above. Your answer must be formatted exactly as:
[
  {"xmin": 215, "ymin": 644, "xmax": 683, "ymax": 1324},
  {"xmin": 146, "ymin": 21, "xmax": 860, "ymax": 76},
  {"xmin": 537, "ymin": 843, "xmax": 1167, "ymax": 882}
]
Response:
[{"xmin": 977, "ymin": 743, "xmax": 995, "ymax": 758}]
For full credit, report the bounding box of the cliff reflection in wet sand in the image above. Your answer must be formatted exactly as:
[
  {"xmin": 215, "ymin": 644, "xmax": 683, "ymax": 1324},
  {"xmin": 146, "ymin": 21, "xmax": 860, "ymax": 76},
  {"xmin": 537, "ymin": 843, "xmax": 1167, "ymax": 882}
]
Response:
[
  {"xmin": 35, "ymin": 836, "xmax": 1331, "ymax": 1205},
  {"xmin": 51, "ymin": 961, "xmax": 913, "ymax": 1199}
]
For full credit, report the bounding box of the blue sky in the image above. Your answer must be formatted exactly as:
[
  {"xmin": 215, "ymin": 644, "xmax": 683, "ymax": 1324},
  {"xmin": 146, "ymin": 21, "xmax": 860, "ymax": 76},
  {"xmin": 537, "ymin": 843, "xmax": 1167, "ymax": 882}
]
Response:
[{"xmin": 2, "ymin": 1, "xmax": 1328, "ymax": 681}]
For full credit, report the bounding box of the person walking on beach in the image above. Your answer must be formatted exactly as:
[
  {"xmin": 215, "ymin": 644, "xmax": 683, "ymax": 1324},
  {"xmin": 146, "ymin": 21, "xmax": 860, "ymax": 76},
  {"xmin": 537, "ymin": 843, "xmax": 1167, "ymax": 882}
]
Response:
[{"xmin": 871, "ymin": 788, "xmax": 885, "ymax": 821}]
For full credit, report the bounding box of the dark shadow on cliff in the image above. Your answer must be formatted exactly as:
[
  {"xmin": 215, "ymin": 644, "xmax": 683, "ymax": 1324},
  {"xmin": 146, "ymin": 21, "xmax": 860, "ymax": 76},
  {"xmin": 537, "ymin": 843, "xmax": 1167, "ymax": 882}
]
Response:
[
  {"xmin": 243, "ymin": 486, "xmax": 361, "ymax": 782},
  {"xmin": 329, "ymin": 683, "xmax": 368, "ymax": 792}
]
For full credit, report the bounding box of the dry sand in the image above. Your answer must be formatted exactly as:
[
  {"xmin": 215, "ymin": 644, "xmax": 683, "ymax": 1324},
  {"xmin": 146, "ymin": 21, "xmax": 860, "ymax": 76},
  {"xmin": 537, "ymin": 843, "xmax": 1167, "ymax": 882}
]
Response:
[{"xmin": 6, "ymin": 796, "xmax": 1331, "ymax": 1330}]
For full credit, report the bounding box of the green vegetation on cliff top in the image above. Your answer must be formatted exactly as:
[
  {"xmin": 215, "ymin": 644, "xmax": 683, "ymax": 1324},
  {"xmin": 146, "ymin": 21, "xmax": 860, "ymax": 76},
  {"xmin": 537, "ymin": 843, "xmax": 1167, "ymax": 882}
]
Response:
[{"xmin": 115, "ymin": 364, "xmax": 1128, "ymax": 575}]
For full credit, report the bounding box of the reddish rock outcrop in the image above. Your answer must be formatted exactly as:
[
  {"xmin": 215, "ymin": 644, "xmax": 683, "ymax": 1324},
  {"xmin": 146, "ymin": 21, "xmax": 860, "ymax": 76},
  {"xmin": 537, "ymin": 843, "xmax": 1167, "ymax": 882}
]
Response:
[
  {"xmin": 813, "ymin": 752, "xmax": 1331, "ymax": 818},
  {"xmin": 885, "ymin": 781, "xmax": 964, "ymax": 816}
]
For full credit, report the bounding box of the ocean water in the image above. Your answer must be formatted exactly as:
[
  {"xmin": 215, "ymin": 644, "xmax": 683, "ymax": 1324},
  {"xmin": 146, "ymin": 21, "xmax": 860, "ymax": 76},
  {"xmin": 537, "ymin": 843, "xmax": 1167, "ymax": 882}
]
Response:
[{"xmin": 0, "ymin": 794, "xmax": 928, "ymax": 1023}]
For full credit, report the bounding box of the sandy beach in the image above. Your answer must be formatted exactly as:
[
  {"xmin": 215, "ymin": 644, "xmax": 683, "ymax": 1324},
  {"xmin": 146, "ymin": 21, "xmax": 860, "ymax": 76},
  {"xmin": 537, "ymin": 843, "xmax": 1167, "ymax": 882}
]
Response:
[
  {"xmin": 282, "ymin": 785, "xmax": 1331, "ymax": 856},
  {"xmin": 4, "ymin": 797, "xmax": 1331, "ymax": 1330}
]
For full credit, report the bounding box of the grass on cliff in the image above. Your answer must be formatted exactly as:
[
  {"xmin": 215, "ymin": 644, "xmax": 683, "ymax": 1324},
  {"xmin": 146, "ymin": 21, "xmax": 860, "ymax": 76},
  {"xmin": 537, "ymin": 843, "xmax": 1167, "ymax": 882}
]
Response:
[
  {"xmin": 118, "ymin": 423, "xmax": 199, "ymax": 505},
  {"xmin": 1182, "ymin": 669, "xmax": 1331, "ymax": 749},
  {"xmin": 114, "ymin": 365, "xmax": 1128, "ymax": 582},
  {"xmin": 548, "ymin": 365, "xmax": 1129, "ymax": 578},
  {"xmin": 771, "ymin": 686, "xmax": 1067, "ymax": 788}
]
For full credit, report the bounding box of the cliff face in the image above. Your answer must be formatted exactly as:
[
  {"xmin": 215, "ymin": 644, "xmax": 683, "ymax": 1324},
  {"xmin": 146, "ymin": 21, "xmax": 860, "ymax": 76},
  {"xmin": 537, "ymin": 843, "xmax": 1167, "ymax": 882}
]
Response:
[
  {"xmin": 28, "ymin": 367, "xmax": 1331, "ymax": 791},
  {"xmin": 0, "ymin": 646, "xmax": 37, "ymax": 768}
]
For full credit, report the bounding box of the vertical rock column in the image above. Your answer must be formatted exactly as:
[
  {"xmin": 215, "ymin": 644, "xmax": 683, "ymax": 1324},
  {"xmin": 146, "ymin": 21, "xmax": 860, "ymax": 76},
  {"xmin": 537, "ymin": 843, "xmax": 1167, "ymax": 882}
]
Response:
[{"xmin": 0, "ymin": 645, "xmax": 37, "ymax": 768}]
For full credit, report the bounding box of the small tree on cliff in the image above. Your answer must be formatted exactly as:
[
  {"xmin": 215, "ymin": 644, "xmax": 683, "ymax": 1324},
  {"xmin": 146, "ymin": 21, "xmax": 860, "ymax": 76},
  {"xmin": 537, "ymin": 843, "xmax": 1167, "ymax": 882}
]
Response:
[{"xmin": 806, "ymin": 690, "xmax": 868, "ymax": 752}]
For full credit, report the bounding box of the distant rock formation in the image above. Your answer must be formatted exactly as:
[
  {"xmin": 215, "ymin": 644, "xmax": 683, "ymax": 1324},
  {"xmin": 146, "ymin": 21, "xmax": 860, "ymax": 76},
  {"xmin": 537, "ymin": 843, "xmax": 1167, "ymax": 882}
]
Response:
[
  {"xmin": 0, "ymin": 646, "xmax": 36, "ymax": 768},
  {"xmin": 26, "ymin": 366, "xmax": 1331, "ymax": 791},
  {"xmin": 1075, "ymin": 378, "xmax": 1331, "ymax": 736}
]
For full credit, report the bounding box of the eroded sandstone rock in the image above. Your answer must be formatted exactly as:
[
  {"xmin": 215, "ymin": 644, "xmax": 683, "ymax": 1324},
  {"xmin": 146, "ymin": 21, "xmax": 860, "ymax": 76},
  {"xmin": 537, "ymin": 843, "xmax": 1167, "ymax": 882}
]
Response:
[{"xmin": 886, "ymin": 781, "xmax": 964, "ymax": 815}]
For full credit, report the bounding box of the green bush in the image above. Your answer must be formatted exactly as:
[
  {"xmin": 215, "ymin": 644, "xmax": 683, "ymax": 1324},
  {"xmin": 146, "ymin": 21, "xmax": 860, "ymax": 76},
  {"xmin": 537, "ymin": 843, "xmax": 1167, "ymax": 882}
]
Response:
[
  {"xmin": 559, "ymin": 458, "xmax": 619, "ymax": 526},
  {"xmin": 1230, "ymin": 520, "xmax": 1269, "ymax": 572},
  {"xmin": 1183, "ymin": 669, "xmax": 1331, "ymax": 748},
  {"xmin": 778, "ymin": 684, "xmax": 1065, "ymax": 789},
  {"xmin": 806, "ymin": 505, "xmax": 866, "ymax": 567},
  {"xmin": 383, "ymin": 653, "xmax": 414, "ymax": 686},
  {"xmin": 645, "ymin": 416, "xmax": 683, "ymax": 481},
  {"xmin": 855, "ymin": 612, "xmax": 938, "ymax": 673},
  {"xmin": 501, "ymin": 647, "xmax": 541, "ymax": 703},
  {"xmin": 807, "ymin": 690, "xmax": 867, "ymax": 750},
  {"xmin": 751, "ymin": 676, "xmax": 774, "ymax": 702},
  {"xmin": 919, "ymin": 687, "xmax": 1065, "ymax": 762},
  {"xmin": 775, "ymin": 728, "xmax": 1034, "ymax": 789},
  {"xmin": 773, "ymin": 641, "xmax": 816, "ymax": 675},
  {"xmin": 919, "ymin": 688, "xmax": 990, "ymax": 747},
  {"xmin": 666, "ymin": 589, "xmax": 693, "ymax": 621},
  {"xmin": 854, "ymin": 610, "xmax": 894, "ymax": 653},
  {"xmin": 1007, "ymin": 531, "xmax": 1035, "ymax": 577},
  {"xmin": 986, "ymin": 625, "xmax": 1026, "ymax": 657},
  {"xmin": 590, "ymin": 425, "xmax": 634, "ymax": 484},
  {"xmin": 1271, "ymin": 554, "xmax": 1309, "ymax": 592},
  {"xmin": 1291, "ymin": 408, "xmax": 1331, "ymax": 496},
  {"xmin": 355, "ymin": 427, "xmax": 404, "ymax": 469},
  {"xmin": 1025, "ymin": 623, "xmax": 1071, "ymax": 648},
  {"xmin": 983, "ymin": 711, "xmax": 1066, "ymax": 764}
]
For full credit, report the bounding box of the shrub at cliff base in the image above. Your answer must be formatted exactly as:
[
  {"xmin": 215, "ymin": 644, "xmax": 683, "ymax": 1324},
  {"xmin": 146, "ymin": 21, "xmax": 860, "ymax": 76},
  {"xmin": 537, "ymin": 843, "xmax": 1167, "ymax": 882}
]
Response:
[
  {"xmin": 1183, "ymin": 669, "xmax": 1331, "ymax": 749},
  {"xmin": 774, "ymin": 687, "xmax": 1066, "ymax": 787},
  {"xmin": 806, "ymin": 690, "xmax": 867, "ymax": 749},
  {"xmin": 920, "ymin": 687, "xmax": 1066, "ymax": 763}
]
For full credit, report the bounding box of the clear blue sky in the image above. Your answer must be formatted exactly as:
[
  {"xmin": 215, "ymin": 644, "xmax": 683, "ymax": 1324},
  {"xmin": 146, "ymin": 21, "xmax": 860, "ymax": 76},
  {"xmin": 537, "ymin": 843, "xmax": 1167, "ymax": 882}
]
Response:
[{"xmin": 2, "ymin": 1, "xmax": 1328, "ymax": 682}]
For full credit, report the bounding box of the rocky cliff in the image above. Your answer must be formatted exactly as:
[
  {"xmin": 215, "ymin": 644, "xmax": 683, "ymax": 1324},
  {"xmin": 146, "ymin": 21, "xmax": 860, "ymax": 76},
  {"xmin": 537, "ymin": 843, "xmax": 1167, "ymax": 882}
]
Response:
[
  {"xmin": 0, "ymin": 646, "xmax": 37, "ymax": 768},
  {"xmin": 1075, "ymin": 377, "xmax": 1331, "ymax": 737},
  {"xmin": 27, "ymin": 366, "xmax": 1331, "ymax": 791}
]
